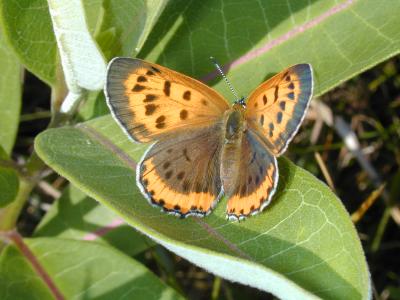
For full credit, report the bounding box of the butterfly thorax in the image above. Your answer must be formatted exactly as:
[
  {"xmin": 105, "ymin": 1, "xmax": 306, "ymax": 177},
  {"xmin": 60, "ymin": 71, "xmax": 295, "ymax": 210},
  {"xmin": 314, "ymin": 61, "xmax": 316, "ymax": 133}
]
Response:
[
  {"xmin": 224, "ymin": 103, "xmax": 246, "ymax": 143},
  {"xmin": 220, "ymin": 104, "xmax": 246, "ymax": 196}
]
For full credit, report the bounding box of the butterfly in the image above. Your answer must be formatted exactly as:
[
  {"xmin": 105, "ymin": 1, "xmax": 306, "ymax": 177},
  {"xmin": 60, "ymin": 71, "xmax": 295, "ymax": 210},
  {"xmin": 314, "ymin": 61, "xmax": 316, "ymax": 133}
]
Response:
[{"xmin": 105, "ymin": 57, "xmax": 313, "ymax": 220}]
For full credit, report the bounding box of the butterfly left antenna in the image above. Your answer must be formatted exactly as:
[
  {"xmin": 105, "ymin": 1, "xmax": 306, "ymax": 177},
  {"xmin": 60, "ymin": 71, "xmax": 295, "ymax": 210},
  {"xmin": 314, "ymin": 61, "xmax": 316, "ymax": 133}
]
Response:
[{"xmin": 210, "ymin": 57, "xmax": 245, "ymax": 105}]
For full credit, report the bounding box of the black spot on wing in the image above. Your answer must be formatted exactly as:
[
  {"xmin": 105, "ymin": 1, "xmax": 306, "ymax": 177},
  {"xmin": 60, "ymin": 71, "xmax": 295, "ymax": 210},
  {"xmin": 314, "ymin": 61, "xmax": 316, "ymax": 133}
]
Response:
[
  {"xmin": 164, "ymin": 81, "xmax": 171, "ymax": 96},
  {"xmin": 143, "ymin": 94, "xmax": 157, "ymax": 102},
  {"xmin": 277, "ymin": 112, "xmax": 283, "ymax": 124},
  {"xmin": 151, "ymin": 66, "xmax": 161, "ymax": 73},
  {"xmin": 132, "ymin": 84, "xmax": 146, "ymax": 92},
  {"xmin": 180, "ymin": 109, "xmax": 188, "ymax": 120},
  {"xmin": 137, "ymin": 76, "xmax": 147, "ymax": 82},
  {"xmin": 146, "ymin": 70, "xmax": 155, "ymax": 76},
  {"xmin": 145, "ymin": 104, "xmax": 157, "ymax": 115},
  {"xmin": 177, "ymin": 171, "xmax": 185, "ymax": 180},
  {"xmin": 263, "ymin": 95, "xmax": 267, "ymax": 105},
  {"xmin": 274, "ymin": 86, "xmax": 279, "ymax": 102},
  {"xmin": 269, "ymin": 122, "xmax": 274, "ymax": 137},
  {"xmin": 183, "ymin": 91, "xmax": 191, "ymax": 100},
  {"xmin": 165, "ymin": 170, "xmax": 173, "ymax": 179},
  {"xmin": 156, "ymin": 115, "xmax": 166, "ymax": 129}
]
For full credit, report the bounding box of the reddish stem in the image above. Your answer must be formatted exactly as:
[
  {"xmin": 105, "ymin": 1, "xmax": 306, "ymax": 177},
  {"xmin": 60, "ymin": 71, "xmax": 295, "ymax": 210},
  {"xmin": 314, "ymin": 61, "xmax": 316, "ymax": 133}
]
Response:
[{"xmin": 5, "ymin": 230, "xmax": 65, "ymax": 300}]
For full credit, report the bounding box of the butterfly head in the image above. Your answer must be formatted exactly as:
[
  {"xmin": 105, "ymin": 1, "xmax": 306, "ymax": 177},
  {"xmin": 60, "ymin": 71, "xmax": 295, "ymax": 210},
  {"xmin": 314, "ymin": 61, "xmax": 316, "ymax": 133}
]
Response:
[{"xmin": 234, "ymin": 96, "xmax": 246, "ymax": 107}]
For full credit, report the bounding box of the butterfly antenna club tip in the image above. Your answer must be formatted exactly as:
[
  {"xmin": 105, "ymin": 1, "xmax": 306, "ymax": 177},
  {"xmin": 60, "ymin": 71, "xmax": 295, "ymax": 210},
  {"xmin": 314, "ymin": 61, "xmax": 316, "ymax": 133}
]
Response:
[{"xmin": 210, "ymin": 56, "xmax": 241, "ymax": 103}]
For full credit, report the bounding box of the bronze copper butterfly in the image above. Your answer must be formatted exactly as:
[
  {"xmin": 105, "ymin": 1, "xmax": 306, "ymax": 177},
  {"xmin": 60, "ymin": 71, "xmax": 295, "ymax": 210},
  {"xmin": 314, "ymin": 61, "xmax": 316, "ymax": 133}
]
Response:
[{"xmin": 105, "ymin": 58, "xmax": 313, "ymax": 220}]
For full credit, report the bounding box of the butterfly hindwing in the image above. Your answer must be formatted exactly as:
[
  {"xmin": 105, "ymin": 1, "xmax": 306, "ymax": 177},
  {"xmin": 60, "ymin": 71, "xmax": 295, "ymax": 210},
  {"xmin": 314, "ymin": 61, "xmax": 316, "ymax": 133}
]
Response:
[
  {"xmin": 245, "ymin": 64, "xmax": 313, "ymax": 156},
  {"xmin": 137, "ymin": 124, "xmax": 224, "ymax": 217},
  {"xmin": 105, "ymin": 57, "xmax": 229, "ymax": 143},
  {"xmin": 226, "ymin": 129, "xmax": 278, "ymax": 220}
]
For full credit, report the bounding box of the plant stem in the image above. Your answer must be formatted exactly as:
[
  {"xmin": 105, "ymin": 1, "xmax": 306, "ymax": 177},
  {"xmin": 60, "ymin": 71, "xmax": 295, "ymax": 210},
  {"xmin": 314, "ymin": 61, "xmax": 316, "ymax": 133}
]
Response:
[
  {"xmin": 20, "ymin": 111, "xmax": 52, "ymax": 122},
  {"xmin": 211, "ymin": 276, "xmax": 222, "ymax": 300},
  {"xmin": 2, "ymin": 230, "xmax": 65, "ymax": 299},
  {"xmin": 371, "ymin": 207, "xmax": 391, "ymax": 252}
]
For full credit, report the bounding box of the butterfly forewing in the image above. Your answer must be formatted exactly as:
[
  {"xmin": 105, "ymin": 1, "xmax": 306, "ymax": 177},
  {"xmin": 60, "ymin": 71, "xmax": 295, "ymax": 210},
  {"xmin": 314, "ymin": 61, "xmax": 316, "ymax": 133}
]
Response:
[
  {"xmin": 137, "ymin": 124, "xmax": 223, "ymax": 217},
  {"xmin": 106, "ymin": 58, "xmax": 230, "ymax": 143},
  {"xmin": 226, "ymin": 130, "xmax": 278, "ymax": 220},
  {"xmin": 245, "ymin": 64, "xmax": 313, "ymax": 156}
]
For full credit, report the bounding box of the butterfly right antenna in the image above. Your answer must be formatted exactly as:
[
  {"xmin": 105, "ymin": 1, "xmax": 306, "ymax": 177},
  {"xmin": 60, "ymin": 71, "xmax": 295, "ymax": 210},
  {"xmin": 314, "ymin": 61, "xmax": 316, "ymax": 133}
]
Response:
[{"xmin": 210, "ymin": 57, "xmax": 245, "ymax": 106}]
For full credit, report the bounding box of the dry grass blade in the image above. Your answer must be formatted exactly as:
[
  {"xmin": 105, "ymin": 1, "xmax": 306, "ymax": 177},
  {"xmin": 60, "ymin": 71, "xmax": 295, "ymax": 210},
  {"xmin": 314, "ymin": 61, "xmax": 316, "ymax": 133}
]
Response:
[
  {"xmin": 314, "ymin": 152, "xmax": 335, "ymax": 190},
  {"xmin": 351, "ymin": 184, "xmax": 386, "ymax": 223}
]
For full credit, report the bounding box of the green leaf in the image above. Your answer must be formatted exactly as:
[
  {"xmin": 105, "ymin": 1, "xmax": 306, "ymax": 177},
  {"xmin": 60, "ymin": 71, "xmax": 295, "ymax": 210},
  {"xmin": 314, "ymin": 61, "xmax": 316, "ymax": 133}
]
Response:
[
  {"xmin": 98, "ymin": 0, "xmax": 169, "ymax": 59},
  {"xmin": 35, "ymin": 116, "xmax": 371, "ymax": 299},
  {"xmin": 77, "ymin": 90, "xmax": 109, "ymax": 121},
  {"xmin": 0, "ymin": 145, "xmax": 7, "ymax": 159},
  {"xmin": 140, "ymin": 0, "xmax": 400, "ymax": 99},
  {"xmin": 0, "ymin": 237, "xmax": 183, "ymax": 299},
  {"xmin": 0, "ymin": 146, "xmax": 19, "ymax": 208},
  {"xmin": 0, "ymin": 0, "xmax": 104, "ymax": 87},
  {"xmin": 35, "ymin": 184, "xmax": 153, "ymax": 256},
  {"xmin": 0, "ymin": 25, "xmax": 21, "ymax": 155},
  {"xmin": 0, "ymin": 165, "xmax": 19, "ymax": 208},
  {"xmin": 0, "ymin": 0, "xmax": 57, "ymax": 86},
  {"xmin": 82, "ymin": 0, "xmax": 104, "ymax": 34}
]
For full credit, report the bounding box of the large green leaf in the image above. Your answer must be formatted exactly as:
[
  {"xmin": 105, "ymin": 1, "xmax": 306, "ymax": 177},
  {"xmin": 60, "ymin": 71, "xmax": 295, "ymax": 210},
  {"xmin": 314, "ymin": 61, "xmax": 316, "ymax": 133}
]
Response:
[
  {"xmin": 0, "ymin": 0, "xmax": 57, "ymax": 86},
  {"xmin": 98, "ymin": 0, "xmax": 169, "ymax": 59},
  {"xmin": 35, "ymin": 116, "xmax": 370, "ymax": 299},
  {"xmin": 0, "ymin": 0, "xmax": 104, "ymax": 87},
  {"xmin": 0, "ymin": 237, "xmax": 183, "ymax": 299},
  {"xmin": 0, "ymin": 26, "xmax": 21, "ymax": 154},
  {"xmin": 35, "ymin": 184, "xmax": 153, "ymax": 256},
  {"xmin": 0, "ymin": 0, "xmax": 101, "ymax": 85},
  {"xmin": 140, "ymin": 0, "xmax": 400, "ymax": 99}
]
